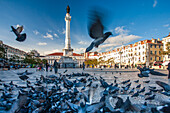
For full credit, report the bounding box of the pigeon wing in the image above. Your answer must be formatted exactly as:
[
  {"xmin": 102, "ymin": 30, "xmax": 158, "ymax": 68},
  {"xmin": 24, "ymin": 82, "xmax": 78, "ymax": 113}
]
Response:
[
  {"xmin": 16, "ymin": 26, "xmax": 23, "ymax": 33},
  {"xmin": 88, "ymin": 17, "xmax": 104, "ymax": 39}
]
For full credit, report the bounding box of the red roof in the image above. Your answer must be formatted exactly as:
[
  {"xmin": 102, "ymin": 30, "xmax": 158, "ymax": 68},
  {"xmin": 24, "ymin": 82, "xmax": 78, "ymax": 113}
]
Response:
[
  {"xmin": 47, "ymin": 52, "xmax": 63, "ymax": 56},
  {"xmin": 47, "ymin": 52, "xmax": 83, "ymax": 56},
  {"xmin": 73, "ymin": 53, "xmax": 83, "ymax": 56}
]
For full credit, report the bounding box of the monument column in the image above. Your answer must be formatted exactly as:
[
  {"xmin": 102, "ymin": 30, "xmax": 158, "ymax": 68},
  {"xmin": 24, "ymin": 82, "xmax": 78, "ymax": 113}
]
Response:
[{"xmin": 63, "ymin": 5, "xmax": 73, "ymax": 56}]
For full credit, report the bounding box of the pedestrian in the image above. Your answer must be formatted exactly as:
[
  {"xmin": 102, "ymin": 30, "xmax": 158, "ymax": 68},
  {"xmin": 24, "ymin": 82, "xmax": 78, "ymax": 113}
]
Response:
[
  {"xmin": 53, "ymin": 60, "xmax": 58, "ymax": 74},
  {"xmin": 168, "ymin": 61, "xmax": 170, "ymax": 79},
  {"xmin": 39, "ymin": 62, "xmax": 43, "ymax": 71},
  {"xmin": 45, "ymin": 62, "xmax": 49, "ymax": 72},
  {"xmin": 83, "ymin": 62, "xmax": 85, "ymax": 70},
  {"xmin": 50, "ymin": 65, "xmax": 53, "ymax": 72}
]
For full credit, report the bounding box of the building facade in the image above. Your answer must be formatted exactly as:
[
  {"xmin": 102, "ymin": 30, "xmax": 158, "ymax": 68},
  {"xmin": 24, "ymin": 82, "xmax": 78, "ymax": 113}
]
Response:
[
  {"xmin": 94, "ymin": 38, "xmax": 163, "ymax": 67},
  {"xmin": 162, "ymin": 33, "xmax": 170, "ymax": 65},
  {"xmin": 0, "ymin": 40, "xmax": 27, "ymax": 62}
]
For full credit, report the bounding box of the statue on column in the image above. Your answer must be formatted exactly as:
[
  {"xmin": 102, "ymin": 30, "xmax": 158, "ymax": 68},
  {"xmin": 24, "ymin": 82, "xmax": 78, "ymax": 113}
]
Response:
[{"xmin": 66, "ymin": 5, "xmax": 70, "ymax": 13}]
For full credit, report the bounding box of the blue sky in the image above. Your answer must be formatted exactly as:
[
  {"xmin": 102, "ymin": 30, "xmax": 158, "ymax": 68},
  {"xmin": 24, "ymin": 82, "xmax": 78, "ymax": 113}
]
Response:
[{"xmin": 0, "ymin": 0, "xmax": 170, "ymax": 55}]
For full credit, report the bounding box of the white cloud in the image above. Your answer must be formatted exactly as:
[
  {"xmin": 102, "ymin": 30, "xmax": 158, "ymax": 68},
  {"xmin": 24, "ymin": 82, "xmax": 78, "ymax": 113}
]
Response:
[
  {"xmin": 96, "ymin": 26, "xmax": 142, "ymax": 51},
  {"xmin": 57, "ymin": 28, "xmax": 66, "ymax": 35},
  {"xmin": 115, "ymin": 26, "xmax": 129, "ymax": 34},
  {"xmin": 33, "ymin": 30, "xmax": 39, "ymax": 35},
  {"xmin": 48, "ymin": 30, "xmax": 52, "ymax": 32},
  {"xmin": 62, "ymin": 29, "xmax": 66, "ymax": 34},
  {"xmin": 37, "ymin": 42, "xmax": 47, "ymax": 46},
  {"xmin": 104, "ymin": 34, "xmax": 141, "ymax": 48},
  {"xmin": 105, "ymin": 47, "xmax": 114, "ymax": 52},
  {"xmin": 43, "ymin": 33, "xmax": 53, "ymax": 40},
  {"xmin": 130, "ymin": 22, "xmax": 135, "ymax": 25},
  {"xmin": 153, "ymin": 0, "xmax": 157, "ymax": 7},
  {"xmin": 78, "ymin": 41, "xmax": 88, "ymax": 45},
  {"xmin": 44, "ymin": 49, "xmax": 61, "ymax": 55},
  {"xmin": 54, "ymin": 33, "xmax": 59, "ymax": 38},
  {"xmin": 74, "ymin": 48, "xmax": 86, "ymax": 53},
  {"xmin": 163, "ymin": 24, "xmax": 169, "ymax": 27}
]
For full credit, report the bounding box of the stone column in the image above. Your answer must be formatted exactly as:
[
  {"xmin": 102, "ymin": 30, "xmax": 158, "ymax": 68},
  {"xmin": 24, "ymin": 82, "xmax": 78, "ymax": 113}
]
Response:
[
  {"xmin": 63, "ymin": 5, "xmax": 73, "ymax": 56},
  {"xmin": 65, "ymin": 13, "xmax": 71, "ymax": 49}
]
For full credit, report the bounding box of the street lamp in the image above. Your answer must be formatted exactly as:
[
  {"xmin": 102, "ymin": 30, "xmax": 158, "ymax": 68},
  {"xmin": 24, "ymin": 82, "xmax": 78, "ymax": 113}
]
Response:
[
  {"xmin": 146, "ymin": 43, "xmax": 150, "ymax": 68},
  {"xmin": 119, "ymin": 51, "xmax": 123, "ymax": 68}
]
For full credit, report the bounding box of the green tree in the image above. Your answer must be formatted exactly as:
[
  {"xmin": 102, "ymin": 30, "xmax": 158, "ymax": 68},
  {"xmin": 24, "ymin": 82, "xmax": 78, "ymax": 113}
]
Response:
[
  {"xmin": 162, "ymin": 42, "xmax": 170, "ymax": 55},
  {"xmin": 84, "ymin": 59, "xmax": 98, "ymax": 67},
  {"xmin": 0, "ymin": 46, "xmax": 5, "ymax": 58},
  {"xmin": 107, "ymin": 57, "xmax": 115, "ymax": 65}
]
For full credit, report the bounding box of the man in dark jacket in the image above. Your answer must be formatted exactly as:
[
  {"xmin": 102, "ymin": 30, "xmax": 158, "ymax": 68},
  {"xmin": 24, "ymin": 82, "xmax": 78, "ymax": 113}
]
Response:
[
  {"xmin": 53, "ymin": 60, "xmax": 58, "ymax": 74},
  {"xmin": 45, "ymin": 62, "xmax": 49, "ymax": 72},
  {"xmin": 168, "ymin": 61, "xmax": 170, "ymax": 79}
]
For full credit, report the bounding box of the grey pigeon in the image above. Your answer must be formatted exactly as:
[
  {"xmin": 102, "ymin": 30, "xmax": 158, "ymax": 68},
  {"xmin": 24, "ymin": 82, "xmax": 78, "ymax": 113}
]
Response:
[
  {"xmin": 85, "ymin": 11, "xmax": 112, "ymax": 52},
  {"xmin": 11, "ymin": 25, "xmax": 26, "ymax": 42},
  {"xmin": 156, "ymin": 81, "xmax": 170, "ymax": 92}
]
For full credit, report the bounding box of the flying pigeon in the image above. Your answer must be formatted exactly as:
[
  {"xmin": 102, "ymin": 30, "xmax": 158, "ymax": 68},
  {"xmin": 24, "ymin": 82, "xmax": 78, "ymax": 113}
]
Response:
[
  {"xmin": 85, "ymin": 11, "xmax": 112, "ymax": 52},
  {"xmin": 11, "ymin": 25, "xmax": 26, "ymax": 42}
]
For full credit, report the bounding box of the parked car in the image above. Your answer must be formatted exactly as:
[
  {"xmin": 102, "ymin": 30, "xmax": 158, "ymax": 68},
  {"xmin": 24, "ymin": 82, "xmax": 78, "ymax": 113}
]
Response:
[{"xmin": 162, "ymin": 60, "xmax": 169, "ymax": 66}]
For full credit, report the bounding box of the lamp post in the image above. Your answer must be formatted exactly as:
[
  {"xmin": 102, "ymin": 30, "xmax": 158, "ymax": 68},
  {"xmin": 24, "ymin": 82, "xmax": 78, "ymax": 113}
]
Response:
[
  {"xmin": 119, "ymin": 51, "xmax": 123, "ymax": 68},
  {"xmin": 146, "ymin": 43, "xmax": 149, "ymax": 68}
]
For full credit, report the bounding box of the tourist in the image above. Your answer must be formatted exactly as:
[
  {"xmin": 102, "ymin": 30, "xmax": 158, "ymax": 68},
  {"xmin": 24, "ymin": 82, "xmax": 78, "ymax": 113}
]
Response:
[
  {"xmin": 45, "ymin": 62, "xmax": 49, "ymax": 72},
  {"xmin": 50, "ymin": 65, "xmax": 53, "ymax": 72},
  {"xmin": 83, "ymin": 62, "xmax": 85, "ymax": 70},
  {"xmin": 39, "ymin": 62, "xmax": 42, "ymax": 71},
  {"xmin": 53, "ymin": 60, "xmax": 58, "ymax": 74},
  {"xmin": 168, "ymin": 61, "xmax": 170, "ymax": 79}
]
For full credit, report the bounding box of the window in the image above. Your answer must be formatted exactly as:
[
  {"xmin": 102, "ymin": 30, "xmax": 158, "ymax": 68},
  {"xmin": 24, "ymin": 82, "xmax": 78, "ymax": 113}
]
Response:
[
  {"xmin": 159, "ymin": 45, "xmax": 161, "ymax": 48},
  {"xmin": 143, "ymin": 57, "xmax": 144, "ymax": 60},
  {"xmin": 150, "ymin": 51, "xmax": 152, "ymax": 54},
  {"xmin": 159, "ymin": 51, "xmax": 161, "ymax": 55},
  {"xmin": 150, "ymin": 44, "xmax": 152, "ymax": 48},
  {"xmin": 155, "ymin": 57, "xmax": 157, "ymax": 61},
  {"xmin": 155, "ymin": 51, "xmax": 157, "ymax": 55},
  {"xmin": 159, "ymin": 57, "xmax": 161, "ymax": 60},
  {"xmin": 151, "ymin": 57, "xmax": 152, "ymax": 60},
  {"xmin": 139, "ymin": 52, "xmax": 140, "ymax": 55},
  {"xmin": 155, "ymin": 45, "xmax": 156, "ymax": 48}
]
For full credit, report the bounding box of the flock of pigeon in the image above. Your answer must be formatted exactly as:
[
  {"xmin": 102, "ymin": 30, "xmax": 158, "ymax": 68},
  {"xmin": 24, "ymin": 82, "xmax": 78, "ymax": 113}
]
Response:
[{"xmin": 0, "ymin": 69, "xmax": 170, "ymax": 113}]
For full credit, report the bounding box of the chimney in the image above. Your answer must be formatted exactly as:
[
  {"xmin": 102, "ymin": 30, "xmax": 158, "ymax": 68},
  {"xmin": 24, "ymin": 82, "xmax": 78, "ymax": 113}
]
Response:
[{"xmin": 158, "ymin": 38, "xmax": 160, "ymax": 41}]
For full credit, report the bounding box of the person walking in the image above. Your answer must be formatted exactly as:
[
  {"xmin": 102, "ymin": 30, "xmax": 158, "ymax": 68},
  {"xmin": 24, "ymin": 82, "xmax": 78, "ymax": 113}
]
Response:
[
  {"xmin": 53, "ymin": 60, "xmax": 58, "ymax": 74},
  {"xmin": 50, "ymin": 65, "xmax": 53, "ymax": 72},
  {"xmin": 45, "ymin": 62, "xmax": 49, "ymax": 72},
  {"xmin": 83, "ymin": 62, "xmax": 85, "ymax": 70},
  {"xmin": 168, "ymin": 61, "xmax": 170, "ymax": 79}
]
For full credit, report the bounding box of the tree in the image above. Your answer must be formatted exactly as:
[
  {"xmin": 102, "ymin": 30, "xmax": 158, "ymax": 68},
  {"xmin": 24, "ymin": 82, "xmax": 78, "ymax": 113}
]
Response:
[
  {"xmin": 84, "ymin": 59, "xmax": 98, "ymax": 67},
  {"xmin": 0, "ymin": 46, "xmax": 5, "ymax": 58},
  {"xmin": 162, "ymin": 42, "xmax": 170, "ymax": 55},
  {"xmin": 107, "ymin": 57, "xmax": 115, "ymax": 65}
]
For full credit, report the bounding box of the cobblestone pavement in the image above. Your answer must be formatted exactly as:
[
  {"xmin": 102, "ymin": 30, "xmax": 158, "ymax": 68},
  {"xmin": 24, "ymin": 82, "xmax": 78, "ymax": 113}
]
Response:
[{"xmin": 0, "ymin": 68, "xmax": 170, "ymax": 112}]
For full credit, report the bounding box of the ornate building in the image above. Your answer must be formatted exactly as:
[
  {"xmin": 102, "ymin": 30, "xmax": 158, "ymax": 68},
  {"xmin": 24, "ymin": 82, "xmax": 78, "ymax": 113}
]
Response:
[{"xmin": 97, "ymin": 38, "xmax": 163, "ymax": 67}]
